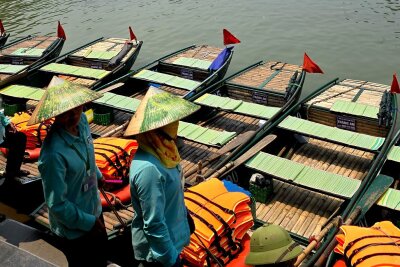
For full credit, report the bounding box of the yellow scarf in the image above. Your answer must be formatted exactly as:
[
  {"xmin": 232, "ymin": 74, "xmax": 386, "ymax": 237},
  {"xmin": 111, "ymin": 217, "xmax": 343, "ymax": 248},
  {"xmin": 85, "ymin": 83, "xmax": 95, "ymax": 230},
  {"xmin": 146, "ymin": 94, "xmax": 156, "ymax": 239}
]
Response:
[{"xmin": 136, "ymin": 122, "xmax": 181, "ymax": 168}]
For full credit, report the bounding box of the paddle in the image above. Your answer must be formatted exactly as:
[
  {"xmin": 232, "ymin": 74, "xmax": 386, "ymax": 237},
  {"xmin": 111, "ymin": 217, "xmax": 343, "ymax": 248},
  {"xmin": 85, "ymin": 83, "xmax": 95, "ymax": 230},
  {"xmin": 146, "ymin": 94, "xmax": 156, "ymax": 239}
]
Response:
[
  {"xmin": 99, "ymin": 188, "xmax": 127, "ymax": 230},
  {"xmin": 294, "ymin": 216, "xmax": 341, "ymax": 266},
  {"xmin": 312, "ymin": 174, "xmax": 394, "ymax": 267},
  {"xmin": 184, "ymin": 130, "xmax": 256, "ymax": 178},
  {"xmin": 207, "ymin": 134, "xmax": 277, "ymax": 179}
]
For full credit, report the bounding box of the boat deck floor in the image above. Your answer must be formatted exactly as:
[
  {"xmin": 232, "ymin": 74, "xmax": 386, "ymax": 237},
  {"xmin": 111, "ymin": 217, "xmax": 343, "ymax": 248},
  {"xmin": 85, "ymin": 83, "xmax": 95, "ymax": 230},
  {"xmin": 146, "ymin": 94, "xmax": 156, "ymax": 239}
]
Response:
[
  {"xmin": 181, "ymin": 111, "xmax": 260, "ymax": 183},
  {"xmin": 255, "ymin": 138, "xmax": 374, "ymax": 238}
]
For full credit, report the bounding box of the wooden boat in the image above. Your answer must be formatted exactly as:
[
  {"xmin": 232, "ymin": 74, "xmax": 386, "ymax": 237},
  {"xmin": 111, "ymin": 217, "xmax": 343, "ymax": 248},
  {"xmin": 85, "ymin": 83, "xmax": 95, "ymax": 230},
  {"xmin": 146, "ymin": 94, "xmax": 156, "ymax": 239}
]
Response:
[
  {"xmin": 118, "ymin": 44, "xmax": 234, "ymax": 98},
  {"xmin": 202, "ymin": 78, "xmax": 398, "ymax": 259},
  {"xmin": 24, "ymin": 34, "xmax": 143, "ymax": 90},
  {"xmin": 29, "ymin": 59, "xmax": 306, "ymax": 239},
  {"xmin": 319, "ymin": 105, "xmax": 400, "ymax": 267},
  {"xmin": 0, "ymin": 34, "xmax": 65, "ymax": 88}
]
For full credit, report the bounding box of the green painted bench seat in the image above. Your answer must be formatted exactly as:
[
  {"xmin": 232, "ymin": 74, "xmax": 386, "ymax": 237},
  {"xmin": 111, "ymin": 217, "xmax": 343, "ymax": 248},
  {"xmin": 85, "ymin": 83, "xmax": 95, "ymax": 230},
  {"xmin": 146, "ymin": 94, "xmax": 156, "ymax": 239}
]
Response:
[
  {"xmin": 0, "ymin": 64, "xmax": 28, "ymax": 74},
  {"xmin": 40, "ymin": 63, "xmax": 110, "ymax": 79},
  {"xmin": 194, "ymin": 93, "xmax": 280, "ymax": 119},
  {"xmin": 11, "ymin": 48, "xmax": 45, "ymax": 57},
  {"xmin": 377, "ymin": 188, "xmax": 400, "ymax": 211},
  {"xmin": 278, "ymin": 116, "xmax": 385, "ymax": 151},
  {"xmin": 93, "ymin": 92, "xmax": 140, "ymax": 113},
  {"xmin": 387, "ymin": 146, "xmax": 400, "ymax": 163},
  {"xmin": 172, "ymin": 57, "xmax": 212, "ymax": 70},
  {"xmin": 85, "ymin": 50, "xmax": 119, "ymax": 60},
  {"xmin": 330, "ymin": 100, "xmax": 379, "ymax": 119},
  {"xmin": 133, "ymin": 70, "xmax": 201, "ymax": 91},
  {"xmin": 245, "ymin": 152, "xmax": 361, "ymax": 198},
  {"xmin": 178, "ymin": 121, "xmax": 236, "ymax": 146},
  {"xmin": 0, "ymin": 85, "xmax": 44, "ymax": 101}
]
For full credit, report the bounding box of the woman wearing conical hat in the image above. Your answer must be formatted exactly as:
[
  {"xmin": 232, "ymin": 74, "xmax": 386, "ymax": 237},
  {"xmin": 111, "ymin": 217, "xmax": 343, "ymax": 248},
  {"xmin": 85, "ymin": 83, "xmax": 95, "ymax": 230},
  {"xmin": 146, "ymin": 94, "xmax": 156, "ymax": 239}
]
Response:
[
  {"xmin": 124, "ymin": 86, "xmax": 199, "ymax": 267},
  {"xmin": 27, "ymin": 77, "xmax": 108, "ymax": 267}
]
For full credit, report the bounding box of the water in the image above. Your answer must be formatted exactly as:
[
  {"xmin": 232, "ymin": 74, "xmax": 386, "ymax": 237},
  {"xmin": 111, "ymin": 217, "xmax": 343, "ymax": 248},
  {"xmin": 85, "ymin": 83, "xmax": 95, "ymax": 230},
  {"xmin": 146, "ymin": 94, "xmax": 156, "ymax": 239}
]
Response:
[{"xmin": 0, "ymin": 0, "xmax": 399, "ymax": 97}]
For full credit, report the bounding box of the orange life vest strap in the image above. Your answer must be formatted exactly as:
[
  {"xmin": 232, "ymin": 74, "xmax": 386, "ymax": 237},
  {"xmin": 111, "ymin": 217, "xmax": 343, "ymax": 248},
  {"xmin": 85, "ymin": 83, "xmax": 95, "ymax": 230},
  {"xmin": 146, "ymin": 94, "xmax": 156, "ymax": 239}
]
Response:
[
  {"xmin": 347, "ymin": 241, "xmax": 400, "ymax": 265},
  {"xmin": 185, "ymin": 188, "xmax": 235, "ymax": 215},
  {"xmin": 353, "ymin": 252, "xmax": 400, "ymax": 267},
  {"xmin": 185, "ymin": 195, "xmax": 236, "ymax": 249},
  {"xmin": 189, "ymin": 210, "xmax": 230, "ymax": 257}
]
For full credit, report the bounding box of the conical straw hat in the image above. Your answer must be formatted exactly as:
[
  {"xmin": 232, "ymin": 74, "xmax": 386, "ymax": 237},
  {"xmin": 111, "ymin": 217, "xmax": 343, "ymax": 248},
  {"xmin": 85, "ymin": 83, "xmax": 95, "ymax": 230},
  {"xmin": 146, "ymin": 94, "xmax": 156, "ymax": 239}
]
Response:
[
  {"xmin": 124, "ymin": 86, "xmax": 200, "ymax": 136},
  {"xmin": 27, "ymin": 76, "xmax": 103, "ymax": 126}
]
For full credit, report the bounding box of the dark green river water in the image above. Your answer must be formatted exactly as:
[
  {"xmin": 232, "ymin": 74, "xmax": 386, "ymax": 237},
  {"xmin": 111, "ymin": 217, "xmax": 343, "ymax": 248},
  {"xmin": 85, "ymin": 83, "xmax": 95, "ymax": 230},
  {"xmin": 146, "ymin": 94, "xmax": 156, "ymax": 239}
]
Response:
[{"xmin": 0, "ymin": 0, "xmax": 399, "ymax": 96}]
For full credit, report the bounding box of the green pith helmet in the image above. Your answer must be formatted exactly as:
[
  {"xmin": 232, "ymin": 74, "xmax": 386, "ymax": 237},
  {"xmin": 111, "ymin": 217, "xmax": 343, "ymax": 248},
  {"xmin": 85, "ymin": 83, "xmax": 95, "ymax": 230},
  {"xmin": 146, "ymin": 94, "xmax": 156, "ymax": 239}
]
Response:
[{"xmin": 245, "ymin": 224, "xmax": 302, "ymax": 266}]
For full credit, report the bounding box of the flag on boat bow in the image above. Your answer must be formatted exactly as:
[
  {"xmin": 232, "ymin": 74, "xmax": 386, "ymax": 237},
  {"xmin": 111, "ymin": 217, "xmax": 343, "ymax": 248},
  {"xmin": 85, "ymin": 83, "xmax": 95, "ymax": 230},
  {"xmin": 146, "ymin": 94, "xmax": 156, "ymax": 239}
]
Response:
[
  {"xmin": 0, "ymin": 20, "xmax": 5, "ymax": 34},
  {"xmin": 391, "ymin": 73, "xmax": 400, "ymax": 94},
  {"xmin": 303, "ymin": 53, "xmax": 324, "ymax": 74},
  {"xmin": 57, "ymin": 21, "xmax": 66, "ymax": 40},
  {"xmin": 223, "ymin": 29, "xmax": 240, "ymax": 46},
  {"xmin": 129, "ymin": 26, "xmax": 137, "ymax": 41}
]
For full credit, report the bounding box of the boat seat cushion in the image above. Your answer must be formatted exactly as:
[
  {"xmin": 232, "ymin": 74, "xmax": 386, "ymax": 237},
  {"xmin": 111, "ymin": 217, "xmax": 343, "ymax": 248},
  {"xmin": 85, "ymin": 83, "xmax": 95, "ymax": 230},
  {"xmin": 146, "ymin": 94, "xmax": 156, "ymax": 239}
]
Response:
[
  {"xmin": 93, "ymin": 92, "xmax": 140, "ymax": 113},
  {"xmin": 245, "ymin": 151, "xmax": 361, "ymax": 198},
  {"xmin": 172, "ymin": 57, "xmax": 212, "ymax": 70},
  {"xmin": 0, "ymin": 64, "xmax": 28, "ymax": 74},
  {"xmin": 178, "ymin": 121, "xmax": 236, "ymax": 146},
  {"xmin": 11, "ymin": 48, "xmax": 46, "ymax": 57},
  {"xmin": 387, "ymin": 146, "xmax": 400, "ymax": 163},
  {"xmin": 0, "ymin": 85, "xmax": 44, "ymax": 101},
  {"xmin": 40, "ymin": 63, "xmax": 110, "ymax": 79},
  {"xmin": 85, "ymin": 50, "xmax": 119, "ymax": 60},
  {"xmin": 133, "ymin": 70, "xmax": 201, "ymax": 91},
  {"xmin": 377, "ymin": 188, "xmax": 400, "ymax": 211},
  {"xmin": 194, "ymin": 93, "xmax": 280, "ymax": 119},
  {"xmin": 278, "ymin": 116, "xmax": 385, "ymax": 151},
  {"xmin": 330, "ymin": 100, "xmax": 379, "ymax": 119}
]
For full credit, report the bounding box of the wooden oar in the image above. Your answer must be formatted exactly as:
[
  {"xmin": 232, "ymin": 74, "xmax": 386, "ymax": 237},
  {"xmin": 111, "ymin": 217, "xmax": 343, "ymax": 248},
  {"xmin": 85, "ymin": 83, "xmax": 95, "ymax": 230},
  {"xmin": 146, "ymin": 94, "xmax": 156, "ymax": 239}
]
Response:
[
  {"xmin": 207, "ymin": 134, "xmax": 277, "ymax": 178},
  {"xmin": 312, "ymin": 174, "xmax": 394, "ymax": 267},
  {"xmin": 184, "ymin": 130, "xmax": 256, "ymax": 178},
  {"xmin": 294, "ymin": 216, "xmax": 341, "ymax": 266},
  {"xmin": 99, "ymin": 188, "xmax": 127, "ymax": 230}
]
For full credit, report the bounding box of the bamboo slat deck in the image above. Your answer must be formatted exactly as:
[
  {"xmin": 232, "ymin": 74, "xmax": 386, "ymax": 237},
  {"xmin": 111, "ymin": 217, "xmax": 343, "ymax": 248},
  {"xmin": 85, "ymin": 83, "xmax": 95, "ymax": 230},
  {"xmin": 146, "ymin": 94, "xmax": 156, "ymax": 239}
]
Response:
[
  {"xmin": 229, "ymin": 61, "xmax": 302, "ymax": 93},
  {"xmin": 162, "ymin": 45, "xmax": 223, "ymax": 64},
  {"xmin": 304, "ymin": 79, "xmax": 391, "ymax": 137},
  {"xmin": 0, "ymin": 37, "xmax": 59, "ymax": 55},
  {"xmin": 68, "ymin": 38, "xmax": 137, "ymax": 67},
  {"xmin": 256, "ymin": 180, "xmax": 343, "ymax": 238},
  {"xmin": 33, "ymin": 204, "xmax": 135, "ymax": 238},
  {"xmin": 254, "ymin": 137, "xmax": 374, "ymax": 239},
  {"xmin": 182, "ymin": 111, "xmax": 260, "ymax": 184}
]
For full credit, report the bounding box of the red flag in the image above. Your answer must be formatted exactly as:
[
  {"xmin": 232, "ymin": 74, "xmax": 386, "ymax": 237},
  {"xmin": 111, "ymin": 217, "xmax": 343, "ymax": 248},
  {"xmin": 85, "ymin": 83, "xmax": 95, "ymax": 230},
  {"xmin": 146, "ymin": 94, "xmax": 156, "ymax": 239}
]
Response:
[
  {"xmin": 129, "ymin": 26, "xmax": 137, "ymax": 41},
  {"xmin": 303, "ymin": 53, "xmax": 324, "ymax": 74},
  {"xmin": 391, "ymin": 73, "xmax": 400, "ymax": 94},
  {"xmin": 0, "ymin": 19, "xmax": 4, "ymax": 34},
  {"xmin": 223, "ymin": 29, "xmax": 240, "ymax": 46},
  {"xmin": 57, "ymin": 21, "xmax": 66, "ymax": 40}
]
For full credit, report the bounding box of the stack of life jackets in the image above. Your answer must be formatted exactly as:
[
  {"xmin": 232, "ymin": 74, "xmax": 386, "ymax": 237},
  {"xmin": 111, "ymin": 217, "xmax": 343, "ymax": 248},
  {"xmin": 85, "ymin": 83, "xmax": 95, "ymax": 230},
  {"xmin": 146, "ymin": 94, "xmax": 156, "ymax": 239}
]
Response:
[
  {"xmin": 334, "ymin": 221, "xmax": 400, "ymax": 267},
  {"xmin": 8, "ymin": 111, "xmax": 54, "ymax": 160},
  {"xmin": 182, "ymin": 178, "xmax": 254, "ymax": 267},
  {"xmin": 94, "ymin": 137, "xmax": 138, "ymax": 188}
]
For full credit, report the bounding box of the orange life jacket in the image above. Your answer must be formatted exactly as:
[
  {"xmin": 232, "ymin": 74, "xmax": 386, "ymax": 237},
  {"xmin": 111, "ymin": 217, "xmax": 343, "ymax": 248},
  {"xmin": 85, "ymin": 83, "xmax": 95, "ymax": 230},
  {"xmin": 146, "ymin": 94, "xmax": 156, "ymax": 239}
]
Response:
[
  {"xmin": 11, "ymin": 111, "xmax": 54, "ymax": 150},
  {"xmin": 182, "ymin": 178, "xmax": 254, "ymax": 267},
  {"xmin": 334, "ymin": 221, "xmax": 400, "ymax": 267},
  {"xmin": 93, "ymin": 137, "xmax": 138, "ymax": 187}
]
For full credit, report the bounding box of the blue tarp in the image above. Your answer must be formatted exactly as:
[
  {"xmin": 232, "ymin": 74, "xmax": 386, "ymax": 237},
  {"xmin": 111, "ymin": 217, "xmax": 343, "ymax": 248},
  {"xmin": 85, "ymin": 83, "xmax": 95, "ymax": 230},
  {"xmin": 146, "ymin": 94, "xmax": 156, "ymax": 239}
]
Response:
[
  {"xmin": 222, "ymin": 179, "xmax": 251, "ymax": 196},
  {"xmin": 208, "ymin": 46, "xmax": 233, "ymax": 71}
]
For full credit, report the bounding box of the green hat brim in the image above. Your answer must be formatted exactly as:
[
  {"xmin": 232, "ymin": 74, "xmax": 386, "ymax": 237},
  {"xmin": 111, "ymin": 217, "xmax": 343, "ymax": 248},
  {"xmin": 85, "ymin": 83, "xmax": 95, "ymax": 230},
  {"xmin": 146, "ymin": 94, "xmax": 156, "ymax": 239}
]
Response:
[
  {"xmin": 124, "ymin": 86, "xmax": 200, "ymax": 136},
  {"xmin": 27, "ymin": 76, "xmax": 102, "ymax": 126},
  {"xmin": 245, "ymin": 241, "xmax": 302, "ymax": 265}
]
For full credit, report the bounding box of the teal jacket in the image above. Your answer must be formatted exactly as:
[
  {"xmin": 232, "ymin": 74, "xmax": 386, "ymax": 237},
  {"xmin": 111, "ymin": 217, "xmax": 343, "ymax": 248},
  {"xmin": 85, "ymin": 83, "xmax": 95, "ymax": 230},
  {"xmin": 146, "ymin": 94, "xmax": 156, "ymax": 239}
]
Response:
[
  {"xmin": 38, "ymin": 114, "xmax": 102, "ymax": 240},
  {"xmin": 0, "ymin": 111, "xmax": 10, "ymax": 144},
  {"xmin": 129, "ymin": 149, "xmax": 190, "ymax": 267}
]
